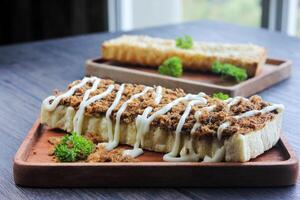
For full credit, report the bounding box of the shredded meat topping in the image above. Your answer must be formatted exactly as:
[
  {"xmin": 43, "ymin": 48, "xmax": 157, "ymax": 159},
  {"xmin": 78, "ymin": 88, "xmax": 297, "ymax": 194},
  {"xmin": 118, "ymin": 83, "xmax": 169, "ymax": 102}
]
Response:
[
  {"xmin": 192, "ymin": 96, "xmax": 276, "ymax": 138},
  {"xmin": 54, "ymin": 79, "xmax": 279, "ymax": 138},
  {"xmin": 47, "ymin": 135, "xmax": 136, "ymax": 162},
  {"xmin": 87, "ymin": 146, "xmax": 137, "ymax": 162}
]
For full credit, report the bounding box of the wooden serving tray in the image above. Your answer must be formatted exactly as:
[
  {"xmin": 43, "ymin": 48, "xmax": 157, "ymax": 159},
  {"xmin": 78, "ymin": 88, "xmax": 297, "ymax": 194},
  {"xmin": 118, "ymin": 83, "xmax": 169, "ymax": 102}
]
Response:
[
  {"xmin": 14, "ymin": 119, "xmax": 298, "ymax": 187},
  {"xmin": 85, "ymin": 58, "xmax": 292, "ymax": 96}
]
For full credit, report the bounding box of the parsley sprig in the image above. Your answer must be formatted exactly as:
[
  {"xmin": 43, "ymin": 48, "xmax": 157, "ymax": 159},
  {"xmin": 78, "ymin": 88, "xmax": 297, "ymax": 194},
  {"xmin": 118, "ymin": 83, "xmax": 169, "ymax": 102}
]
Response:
[
  {"xmin": 158, "ymin": 56, "xmax": 183, "ymax": 77},
  {"xmin": 212, "ymin": 92, "xmax": 230, "ymax": 100},
  {"xmin": 176, "ymin": 35, "xmax": 193, "ymax": 49},
  {"xmin": 212, "ymin": 61, "xmax": 248, "ymax": 82},
  {"xmin": 54, "ymin": 132, "xmax": 94, "ymax": 162}
]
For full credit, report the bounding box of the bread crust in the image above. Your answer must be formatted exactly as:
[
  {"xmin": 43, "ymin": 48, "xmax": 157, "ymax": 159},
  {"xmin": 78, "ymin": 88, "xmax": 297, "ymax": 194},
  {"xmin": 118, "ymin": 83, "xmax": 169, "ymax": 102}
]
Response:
[{"xmin": 102, "ymin": 35, "xmax": 267, "ymax": 77}]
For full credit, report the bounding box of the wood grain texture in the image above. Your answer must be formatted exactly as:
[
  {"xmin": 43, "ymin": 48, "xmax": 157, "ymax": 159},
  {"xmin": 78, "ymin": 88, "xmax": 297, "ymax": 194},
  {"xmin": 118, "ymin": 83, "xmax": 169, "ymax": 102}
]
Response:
[
  {"xmin": 85, "ymin": 58, "xmax": 291, "ymax": 96},
  {"xmin": 1, "ymin": 20, "xmax": 300, "ymax": 199},
  {"xmin": 13, "ymin": 120, "xmax": 298, "ymax": 187}
]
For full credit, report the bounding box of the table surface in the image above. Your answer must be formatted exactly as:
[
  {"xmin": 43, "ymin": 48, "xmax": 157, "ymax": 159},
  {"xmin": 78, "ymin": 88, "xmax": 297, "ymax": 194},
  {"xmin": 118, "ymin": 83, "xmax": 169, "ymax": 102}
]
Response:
[{"xmin": 1, "ymin": 20, "xmax": 300, "ymax": 200}]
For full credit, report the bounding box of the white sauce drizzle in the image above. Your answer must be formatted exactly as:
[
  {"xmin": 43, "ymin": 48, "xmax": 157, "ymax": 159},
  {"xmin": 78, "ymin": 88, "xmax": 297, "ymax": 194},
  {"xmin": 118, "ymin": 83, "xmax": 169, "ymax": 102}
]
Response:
[
  {"xmin": 105, "ymin": 86, "xmax": 152, "ymax": 151},
  {"xmin": 123, "ymin": 86, "xmax": 163, "ymax": 157},
  {"xmin": 105, "ymin": 84, "xmax": 125, "ymax": 143},
  {"xmin": 43, "ymin": 77, "xmax": 285, "ymax": 163},
  {"xmin": 154, "ymin": 86, "xmax": 163, "ymax": 104},
  {"xmin": 225, "ymin": 96, "xmax": 248, "ymax": 110},
  {"xmin": 187, "ymin": 96, "xmax": 284, "ymax": 162},
  {"xmin": 74, "ymin": 84, "xmax": 115, "ymax": 135},
  {"xmin": 42, "ymin": 77, "xmax": 93, "ymax": 112},
  {"xmin": 217, "ymin": 104, "xmax": 284, "ymax": 140},
  {"xmin": 163, "ymin": 98, "xmax": 207, "ymax": 161},
  {"xmin": 122, "ymin": 93, "xmax": 206, "ymax": 159},
  {"xmin": 191, "ymin": 105, "xmax": 216, "ymax": 134},
  {"xmin": 73, "ymin": 77, "xmax": 101, "ymax": 134},
  {"xmin": 190, "ymin": 96, "xmax": 251, "ymax": 140},
  {"xmin": 139, "ymin": 93, "xmax": 207, "ymax": 139}
]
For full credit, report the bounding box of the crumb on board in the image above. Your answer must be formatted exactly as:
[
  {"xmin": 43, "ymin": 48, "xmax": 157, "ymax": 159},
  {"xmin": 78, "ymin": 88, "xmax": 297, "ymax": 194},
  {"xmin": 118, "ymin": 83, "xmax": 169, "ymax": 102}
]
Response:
[
  {"xmin": 87, "ymin": 145, "xmax": 137, "ymax": 163},
  {"xmin": 48, "ymin": 136, "xmax": 61, "ymax": 145},
  {"xmin": 48, "ymin": 136, "xmax": 136, "ymax": 163},
  {"xmin": 48, "ymin": 147, "xmax": 55, "ymax": 156}
]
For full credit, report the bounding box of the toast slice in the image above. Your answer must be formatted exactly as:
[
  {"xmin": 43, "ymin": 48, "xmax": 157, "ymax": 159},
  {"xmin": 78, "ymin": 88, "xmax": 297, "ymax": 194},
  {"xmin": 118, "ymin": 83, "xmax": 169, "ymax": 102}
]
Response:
[
  {"xmin": 102, "ymin": 35, "xmax": 267, "ymax": 77},
  {"xmin": 41, "ymin": 77, "xmax": 283, "ymax": 162}
]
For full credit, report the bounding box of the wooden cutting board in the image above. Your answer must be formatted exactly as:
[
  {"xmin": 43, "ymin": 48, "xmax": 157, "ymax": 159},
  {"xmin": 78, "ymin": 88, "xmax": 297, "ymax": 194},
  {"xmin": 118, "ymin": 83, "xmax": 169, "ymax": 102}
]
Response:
[
  {"xmin": 85, "ymin": 58, "xmax": 292, "ymax": 96},
  {"xmin": 13, "ymin": 119, "xmax": 298, "ymax": 187}
]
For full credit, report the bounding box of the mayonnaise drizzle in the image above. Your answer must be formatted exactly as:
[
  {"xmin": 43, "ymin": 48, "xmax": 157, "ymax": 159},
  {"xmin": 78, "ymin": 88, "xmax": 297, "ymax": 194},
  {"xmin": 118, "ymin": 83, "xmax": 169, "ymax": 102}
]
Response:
[
  {"xmin": 154, "ymin": 86, "xmax": 163, "ymax": 104},
  {"xmin": 191, "ymin": 105, "xmax": 216, "ymax": 134},
  {"xmin": 190, "ymin": 96, "xmax": 249, "ymax": 138},
  {"xmin": 217, "ymin": 104, "xmax": 284, "ymax": 140},
  {"xmin": 225, "ymin": 96, "xmax": 247, "ymax": 110},
  {"xmin": 105, "ymin": 84, "xmax": 125, "ymax": 143},
  {"xmin": 105, "ymin": 86, "xmax": 152, "ymax": 151},
  {"xmin": 42, "ymin": 76, "xmax": 285, "ymax": 162},
  {"xmin": 163, "ymin": 97, "xmax": 207, "ymax": 162},
  {"xmin": 74, "ymin": 84, "xmax": 115, "ymax": 135},
  {"xmin": 73, "ymin": 77, "xmax": 101, "ymax": 134},
  {"xmin": 123, "ymin": 86, "xmax": 163, "ymax": 157},
  {"xmin": 142, "ymin": 93, "xmax": 207, "ymax": 137},
  {"xmin": 42, "ymin": 77, "xmax": 93, "ymax": 112}
]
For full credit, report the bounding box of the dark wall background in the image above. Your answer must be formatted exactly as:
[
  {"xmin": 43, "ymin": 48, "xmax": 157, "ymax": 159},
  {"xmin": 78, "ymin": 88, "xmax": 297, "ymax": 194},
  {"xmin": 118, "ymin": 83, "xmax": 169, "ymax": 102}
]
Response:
[{"xmin": 0, "ymin": 0, "xmax": 108, "ymax": 46}]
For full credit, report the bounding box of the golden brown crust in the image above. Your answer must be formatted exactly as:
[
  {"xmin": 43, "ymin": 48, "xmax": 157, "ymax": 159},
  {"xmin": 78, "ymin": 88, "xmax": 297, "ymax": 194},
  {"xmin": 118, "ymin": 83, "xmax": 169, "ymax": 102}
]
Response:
[{"xmin": 102, "ymin": 35, "xmax": 267, "ymax": 77}]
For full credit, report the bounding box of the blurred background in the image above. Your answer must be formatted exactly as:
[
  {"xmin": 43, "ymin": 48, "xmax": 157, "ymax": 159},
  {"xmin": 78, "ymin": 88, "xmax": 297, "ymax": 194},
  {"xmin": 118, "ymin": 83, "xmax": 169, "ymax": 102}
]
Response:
[{"xmin": 0, "ymin": 0, "xmax": 299, "ymax": 46}]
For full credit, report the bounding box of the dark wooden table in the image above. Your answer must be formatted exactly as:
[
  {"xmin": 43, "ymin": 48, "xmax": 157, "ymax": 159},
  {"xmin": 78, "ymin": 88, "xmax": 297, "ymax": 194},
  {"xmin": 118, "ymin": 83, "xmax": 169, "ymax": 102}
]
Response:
[{"xmin": 0, "ymin": 20, "xmax": 299, "ymax": 200}]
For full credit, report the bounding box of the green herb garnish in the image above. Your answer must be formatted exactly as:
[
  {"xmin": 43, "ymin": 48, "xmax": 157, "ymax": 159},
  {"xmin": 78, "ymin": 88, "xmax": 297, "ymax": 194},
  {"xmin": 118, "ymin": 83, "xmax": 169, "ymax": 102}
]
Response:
[
  {"xmin": 54, "ymin": 132, "xmax": 94, "ymax": 162},
  {"xmin": 158, "ymin": 56, "xmax": 183, "ymax": 77},
  {"xmin": 212, "ymin": 61, "xmax": 248, "ymax": 82},
  {"xmin": 176, "ymin": 35, "xmax": 193, "ymax": 49},
  {"xmin": 213, "ymin": 92, "xmax": 230, "ymax": 100}
]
